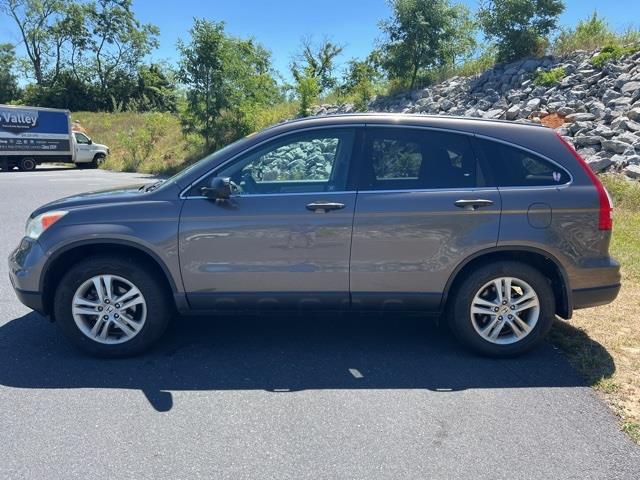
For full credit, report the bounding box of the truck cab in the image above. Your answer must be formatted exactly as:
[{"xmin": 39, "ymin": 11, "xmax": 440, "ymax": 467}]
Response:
[{"xmin": 73, "ymin": 131, "xmax": 109, "ymax": 168}]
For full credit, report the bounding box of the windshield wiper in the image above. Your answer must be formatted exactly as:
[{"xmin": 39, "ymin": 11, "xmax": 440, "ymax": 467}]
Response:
[{"xmin": 144, "ymin": 180, "xmax": 165, "ymax": 192}]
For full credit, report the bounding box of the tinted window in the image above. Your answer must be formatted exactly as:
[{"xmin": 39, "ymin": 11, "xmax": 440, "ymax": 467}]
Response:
[
  {"xmin": 202, "ymin": 128, "xmax": 355, "ymax": 195},
  {"xmin": 361, "ymin": 129, "xmax": 477, "ymax": 190},
  {"xmin": 478, "ymin": 139, "xmax": 570, "ymax": 187}
]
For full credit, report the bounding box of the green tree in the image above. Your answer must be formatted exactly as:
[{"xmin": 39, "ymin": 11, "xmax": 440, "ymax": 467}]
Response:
[
  {"xmin": 178, "ymin": 19, "xmax": 279, "ymax": 150},
  {"xmin": 378, "ymin": 0, "xmax": 477, "ymax": 89},
  {"xmin": 478, "ymin": 0, "xmax": 565, "ymax": 62},
  {"xmin": 0, "ymin": 0, "xmax": 69, "ymax": 85},
  {"xmin": 82, "ymin": 0, "xmax": 159, "ymax": 109},
  {"xmin": 295, "ymin": 72, "xmax": 320, "ymax": 117},
  {"xmin": 0, "ymin": 43, "xmax": 20, "ymax": 103},
  {"xmin": 291, "ymin": 37, "xmax": 344, "ymax": 95},
  {"xmin": 341, "ymin": 56, "xmax": 382, "ymax": 111}
]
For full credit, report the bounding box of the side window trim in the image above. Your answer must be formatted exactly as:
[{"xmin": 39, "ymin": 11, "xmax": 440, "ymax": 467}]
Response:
[
  {"xmin": 181, "ymin": 125, "xmax": 364, "ymax": 198},
  {"xmin": 472, "ymin": 134, "xmax": 573, "ymax": 189}
]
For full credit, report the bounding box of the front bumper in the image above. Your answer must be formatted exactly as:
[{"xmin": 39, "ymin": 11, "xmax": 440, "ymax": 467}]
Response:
[{"xmin": 8, "ymin": 237, "xmax": 47, "ymax": 315}]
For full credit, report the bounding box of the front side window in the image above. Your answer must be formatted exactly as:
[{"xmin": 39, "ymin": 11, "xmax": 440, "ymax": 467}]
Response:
[
  {"xmin": 205, "ymin": 128, "xmax": 355, "ymax": 195},
  {"xmin": 361, "ymin": 128, "xmax": 478, "ymax": 190},
  {"xmin": 478, "ymin": 139, "xmax": 571, "ymax": 187},
  {"xmin": 75, "ymin": 133, "xmax": 90, "ymax": 144}
]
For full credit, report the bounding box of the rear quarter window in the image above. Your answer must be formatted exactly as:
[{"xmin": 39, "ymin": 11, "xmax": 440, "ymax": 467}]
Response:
[{"xmin": 477, "ymin": 138, "xmax": 570, "ymax": 187}]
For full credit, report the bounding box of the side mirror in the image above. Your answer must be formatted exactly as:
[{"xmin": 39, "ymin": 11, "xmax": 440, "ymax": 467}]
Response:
[
  {"xmin": 201, "ymin": 176, "xmax": 232, "ymax": 200},
  {"xmin": 88, "ymin": 139, "xmax": 93, "ymax": 145}
]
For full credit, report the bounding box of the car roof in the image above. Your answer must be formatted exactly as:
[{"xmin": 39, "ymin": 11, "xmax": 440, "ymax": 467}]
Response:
[{"xmin": 269, "ymin": 112, "xmax": 545, "ymax": 131}]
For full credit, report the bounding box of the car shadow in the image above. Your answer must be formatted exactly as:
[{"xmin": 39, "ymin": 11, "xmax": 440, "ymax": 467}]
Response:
[{"xmin": 0, "ymin": 311, "xmax": 615, "ymax": 412}]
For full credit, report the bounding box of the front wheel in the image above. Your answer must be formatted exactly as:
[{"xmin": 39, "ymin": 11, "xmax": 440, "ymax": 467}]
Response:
[
  {"xmin": 53, "ymin": 255, "xmax": 171, "ymax": 357},
  {"xmin": 448, "ymin": 261, "xmax": 555, "ymax": 357}
]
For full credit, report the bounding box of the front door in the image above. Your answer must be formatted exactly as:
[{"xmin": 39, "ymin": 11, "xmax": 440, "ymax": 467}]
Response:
[
  {"xmin": 74, "ymin": 132, "xmax": 93, "ymax": 162},
  {"xmin": 350, "ymin": 127, "xmax": 502, "ymax": 310},
  {"xmin": 179, "ymin": 127, "xmax": 359, "ymax": 310}
]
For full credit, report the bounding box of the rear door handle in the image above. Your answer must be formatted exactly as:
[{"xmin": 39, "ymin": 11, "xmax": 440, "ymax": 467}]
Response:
[
  {"xmin": 306, "ymin": 202, "xmax": 346, "ymax": 213},
  {"xmin": 454, "ymin": 199, "xmax": 494, "ymax": 210}
]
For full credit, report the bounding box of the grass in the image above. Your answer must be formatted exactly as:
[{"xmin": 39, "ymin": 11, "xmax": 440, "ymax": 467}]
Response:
[
  {"xmin": 550, "ymin": 174, "xmax": 640, "ymax": 444},
  {"xmin": 592, "ymin": 44, "xmax": 640, "ymax": 69},
  {"xmin": 72, "ymin": 111, "xmax": 205, "ymax": 175},
  {"xmin": 534, "ymin": 67, "xmax": 566, "ymax": 87}
]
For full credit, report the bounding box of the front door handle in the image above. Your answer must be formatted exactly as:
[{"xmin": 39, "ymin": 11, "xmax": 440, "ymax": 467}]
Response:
[
  {"xmin": 454, "ymin": 199, "xmax": 494, "ymax": 210},
  {"xmin": 306, "ymin": 202, "xmax": 346, "ymax": 213}
]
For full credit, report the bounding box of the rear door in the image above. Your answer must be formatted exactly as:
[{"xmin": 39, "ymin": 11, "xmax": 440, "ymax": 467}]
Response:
[{"xmin": 350, "ymin": 126, "xmax": 502, "ymax": 310}]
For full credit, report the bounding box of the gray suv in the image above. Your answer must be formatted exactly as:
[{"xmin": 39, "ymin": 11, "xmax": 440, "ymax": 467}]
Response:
[{"xmin": 9, "ymin": 114, "xmax": 621, "ymax": 357}]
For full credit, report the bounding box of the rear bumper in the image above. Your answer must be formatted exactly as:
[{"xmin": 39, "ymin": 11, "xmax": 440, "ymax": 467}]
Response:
[{"xmin": 572, "ymin": 283, "xmax": 621, "ymax": 310}]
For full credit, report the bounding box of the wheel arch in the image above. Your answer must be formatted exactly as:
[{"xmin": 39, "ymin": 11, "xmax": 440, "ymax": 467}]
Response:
[
  {"xmin": 41, "ymin": 239, "xmax": 180, "ymax": 318},
  {"xmin": 441, "ymin": 246, "xmax": 572, "ymax": 319}
]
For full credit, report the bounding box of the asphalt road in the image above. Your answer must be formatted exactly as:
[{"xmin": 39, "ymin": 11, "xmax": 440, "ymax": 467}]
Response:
[{"xmin": 0, "ymin": 166, "xmax": 638, "ymax": 479}]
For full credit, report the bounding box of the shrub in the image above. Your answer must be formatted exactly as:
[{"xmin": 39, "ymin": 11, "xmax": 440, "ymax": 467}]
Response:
[
  {"xmin": 296, "ymin": 74, "xmax": 320, "ymax": 117},
  {"xmin": 592, "ymin": 44, "xmax": 639, "ymax": 69},
  {"xmin": 117, "ymin": 113, "xmax": 172, "ymax": 172},
  {"xmin": 534, "ymin": 67, "xmax": 566, "ymax": 86},
  {"xmin": 554, "ymin": 12, "xmax": 616, "ymax": 55}
]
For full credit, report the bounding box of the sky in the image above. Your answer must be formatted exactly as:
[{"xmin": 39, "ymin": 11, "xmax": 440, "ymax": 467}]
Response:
[{"xmin": 2, "ymin": 0, "xmax": 640, "ymax": 80}]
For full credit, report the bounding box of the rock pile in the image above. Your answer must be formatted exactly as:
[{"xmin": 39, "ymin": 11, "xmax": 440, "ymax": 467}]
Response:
[{"xmin": 312, "ymin": 48, "xmax": 640, "ymax": 180}]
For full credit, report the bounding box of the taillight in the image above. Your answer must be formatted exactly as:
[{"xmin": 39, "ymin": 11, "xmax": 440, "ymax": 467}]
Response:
[{"xmin": 555, "ymin": 132, "xmax": 613, "ymax": 230}]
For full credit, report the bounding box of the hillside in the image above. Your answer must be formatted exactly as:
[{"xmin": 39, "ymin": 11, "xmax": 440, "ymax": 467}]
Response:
[
  {"xmin": 72, "ymin": 111, "xmax": 201, "ymax": 175},
  {"xmin": 317, "ymin": 47, "xmax": 640, "ymax": 181},
  {"xmin": 76, "ymin": 47, "xmax": 640, "ymax": 182}
]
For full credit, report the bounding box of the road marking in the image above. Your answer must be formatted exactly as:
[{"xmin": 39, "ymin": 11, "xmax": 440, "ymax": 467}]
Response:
[{"xmin": 349, "ymin": 368, "xmax": 364, "ymax": 379}]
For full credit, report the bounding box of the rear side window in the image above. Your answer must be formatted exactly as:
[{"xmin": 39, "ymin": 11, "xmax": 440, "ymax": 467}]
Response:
[
  {"xmin": 361, "ymin": 128, "xmax": 477, "ymax": 190},
  {"xmin": 477, "ymin": 138, "xmax": 570, "ymax": 187}
]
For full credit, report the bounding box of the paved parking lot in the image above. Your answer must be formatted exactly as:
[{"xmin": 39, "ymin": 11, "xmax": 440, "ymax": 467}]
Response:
[{"xmin": 0, "ymin": 167, "xmax": 638, "ymax": 479}]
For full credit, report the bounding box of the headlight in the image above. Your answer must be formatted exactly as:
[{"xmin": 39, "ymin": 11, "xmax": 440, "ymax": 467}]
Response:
[{"xmin": 25, "ymin": 210, "xmax": 68, "ymax": 239}]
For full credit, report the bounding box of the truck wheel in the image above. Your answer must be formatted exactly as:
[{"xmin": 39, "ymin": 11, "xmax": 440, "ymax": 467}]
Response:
[
  {"xmin": 447, "ymin": 261, "xmax": 555, "ymax": 358},
  {"xmin": 53, "ymin": 255, "xmax": 172, "ymax": 357},
  {"xmin": 18, "ymin": 157, "xmax": 37, "ymax": 171},
  {"xmin": 94, "ymin": 153, "xmax": 106, "ymax": 167}
]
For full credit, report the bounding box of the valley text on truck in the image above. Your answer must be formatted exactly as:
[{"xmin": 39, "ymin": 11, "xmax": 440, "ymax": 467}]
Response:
[{"xmin": 0, "ymin": 104, "xmax": 109, "ymax": 171}]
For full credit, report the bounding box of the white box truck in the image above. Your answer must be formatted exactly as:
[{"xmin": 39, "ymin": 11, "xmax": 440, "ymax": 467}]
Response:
[{"xmin": 0, "ymin": 104, "xmax": 109, "ymax": 171}]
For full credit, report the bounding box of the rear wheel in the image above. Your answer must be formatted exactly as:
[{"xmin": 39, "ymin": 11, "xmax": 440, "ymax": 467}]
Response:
[
  {"xmin": 448, "ymin": 261, "xmax": 555, "ymax": 357},
  {"xmin": 53, "ymin": 255, "xmax": 171, "ymax": 357},
  {"xmin": 18, "ymin": 157, "xmax": 37, "ymax": 171}
]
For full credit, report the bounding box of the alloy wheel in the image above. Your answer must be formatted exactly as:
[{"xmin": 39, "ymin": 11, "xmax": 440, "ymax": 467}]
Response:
[{"xmin": 71, "ymin": 274, "xmax": 147, "ymax": 344}]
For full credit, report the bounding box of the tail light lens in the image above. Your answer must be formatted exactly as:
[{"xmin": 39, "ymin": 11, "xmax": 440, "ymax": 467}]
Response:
[{"xmin": 555, "ymin": 133, "xmax": 613, "ymax": 230}]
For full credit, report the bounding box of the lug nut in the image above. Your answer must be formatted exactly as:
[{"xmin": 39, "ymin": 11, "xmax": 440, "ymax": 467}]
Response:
[
  {"xmin": 508, "ymin": 314, "xmax": 513, "ymax": 319},
  {"xmin": 502, "ymin": 300, "xmax": 507, "ymax": 305},
  {"xmin": 115, "ymin": 303, "xmax": 120, "ymax": 309},
  {"xmin": 114, "ymin": 313, "xmax": 119, "ymax": 319},
  {"xmin": 97, "ymin": 306, "xmax": 103, "ymax": 312},
  {"xmin": 510, "ymin": 305, "xmax": 515, "ymax": 310},
  {"xmin": 494, "ymin": 307, "xmax": 499, "ymax": 312},
  {"xmin": 498, "ymin": 316, "xmax": 503, "ymax": 320},
  {"xmin": 104, "ymin": 299, "xmax": 110, "ymax": 304},
  {"xmin": 103, "ymin": 315, "xmax": 109, "ymax": 320}
]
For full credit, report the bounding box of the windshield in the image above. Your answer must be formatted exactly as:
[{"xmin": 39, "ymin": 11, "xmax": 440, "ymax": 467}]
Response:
[{"xmin": 163, "ymin": 136, "xmax": 253, "ymax": 187}]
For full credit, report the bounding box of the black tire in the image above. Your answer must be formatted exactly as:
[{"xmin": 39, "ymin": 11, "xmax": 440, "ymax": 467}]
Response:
[
  {"xmin": 447, "ymin": 261, "xmax": 555, "ymax": 357},
  {"xmin": 93, "ymin": 153, "xmax": 106, "ymax": 168},
  {"xmin": 53, "ymin": 255, "xmax": 172, "ymax": 357},
  {"xmin": 18, "ymin": 157, "xmax": 37, "ymax": 171}
]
